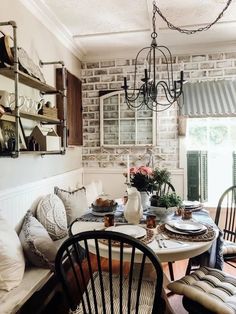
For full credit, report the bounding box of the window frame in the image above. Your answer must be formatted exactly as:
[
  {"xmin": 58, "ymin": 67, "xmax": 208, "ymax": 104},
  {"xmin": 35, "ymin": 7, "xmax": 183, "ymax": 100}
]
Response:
[{"xmin": 100, "ymin": 91, "xmax": 156, "ymax": 147}]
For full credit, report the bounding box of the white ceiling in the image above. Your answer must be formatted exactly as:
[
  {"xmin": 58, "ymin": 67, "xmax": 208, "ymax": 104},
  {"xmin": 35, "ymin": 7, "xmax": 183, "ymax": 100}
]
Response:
[{"xmin": 22, "ymin": 0, "xmax": 236, "ymax": 61}]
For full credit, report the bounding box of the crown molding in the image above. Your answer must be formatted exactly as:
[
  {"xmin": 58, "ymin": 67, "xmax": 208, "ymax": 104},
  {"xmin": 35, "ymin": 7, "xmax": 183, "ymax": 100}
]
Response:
[{"xmin": 19, "ymin": 0, "xmax": 85, "ymax": 60}]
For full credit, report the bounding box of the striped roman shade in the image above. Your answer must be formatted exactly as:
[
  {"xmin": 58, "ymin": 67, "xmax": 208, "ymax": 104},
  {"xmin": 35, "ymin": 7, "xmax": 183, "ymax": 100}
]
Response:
[{"xmin": 180, "ymin": 80, "xmax": 236, "ymax": 117}]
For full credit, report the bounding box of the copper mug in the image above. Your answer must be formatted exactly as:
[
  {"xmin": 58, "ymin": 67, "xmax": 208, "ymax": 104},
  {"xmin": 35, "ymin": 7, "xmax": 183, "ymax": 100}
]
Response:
[
  {"xmin": 146, "ymin": 214, "xmax": 157, "ymax": 228},
  {"xmin": 104, "ymin": 213, "xmax": 115, "ymax": 227}
]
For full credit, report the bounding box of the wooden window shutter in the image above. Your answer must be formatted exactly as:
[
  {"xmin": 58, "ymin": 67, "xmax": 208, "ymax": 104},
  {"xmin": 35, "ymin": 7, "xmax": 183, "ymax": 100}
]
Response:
[
  {"xmin": 187, "ymin": 151, "xmax": 208, "ymax": 202},
  {"xmin": 56, "ymin": 68, "xmax": 83, "ymax": 146}
]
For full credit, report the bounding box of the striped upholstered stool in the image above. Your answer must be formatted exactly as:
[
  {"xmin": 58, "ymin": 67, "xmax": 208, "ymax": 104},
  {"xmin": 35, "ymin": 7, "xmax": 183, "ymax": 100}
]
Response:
[{"xmin": 167, "ymin": 267, "xmax": 236, "ymax": 314}]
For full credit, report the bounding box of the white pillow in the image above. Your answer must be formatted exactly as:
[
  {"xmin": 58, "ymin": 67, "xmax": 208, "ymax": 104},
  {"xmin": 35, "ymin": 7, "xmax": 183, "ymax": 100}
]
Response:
[
  {"xmin": 0, "ymin": 216, "xmax": 25, "ymax": 291},
  {"xmin": 54, "ymin": 186, "xmax": 88, "ymax": 225},
  {"xmin": 36, "ymin": 194, "xmax": 68, "ymax": 240}
]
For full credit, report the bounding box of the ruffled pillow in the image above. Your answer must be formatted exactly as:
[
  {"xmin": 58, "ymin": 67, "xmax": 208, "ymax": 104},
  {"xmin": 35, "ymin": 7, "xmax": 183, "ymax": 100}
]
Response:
[
  {"xmin": 54, "ymin": 186, "xmax": 88, "ymax": 225},
  {"xmin": 19, "ymin": 211, "xmax": 57, "ymax": 269}
]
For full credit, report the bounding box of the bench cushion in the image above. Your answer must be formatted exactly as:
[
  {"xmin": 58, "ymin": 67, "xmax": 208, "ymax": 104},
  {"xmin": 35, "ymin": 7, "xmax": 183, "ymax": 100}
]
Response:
[
  {"xmin": 0, "ymin": 267, "xmax": 52, "ymax": 314},
  {"xmin": 168, "ymin": 266, "xmax": 236, "ymax": 314},
  {"xmin": 0, "ymin": 216, "xmax": 25, "ymax": 291}
]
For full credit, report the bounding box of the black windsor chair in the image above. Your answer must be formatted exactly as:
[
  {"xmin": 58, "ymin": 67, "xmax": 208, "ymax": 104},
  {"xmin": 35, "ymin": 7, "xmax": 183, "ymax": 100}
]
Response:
[
  {"xmin": 55, "ymin": 230, "xmax": 166, "ymax": 314},
  {"xmin": 214, "ymin": 185, "xmax": 236, "ymax": 268}
]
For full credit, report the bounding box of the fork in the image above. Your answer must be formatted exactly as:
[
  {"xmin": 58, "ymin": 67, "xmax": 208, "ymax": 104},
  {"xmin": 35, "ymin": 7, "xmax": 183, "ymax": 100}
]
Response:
[
  {"xmin": 160, "ymin": 233, "xmax": 184, "ymax": 245},
  {"xmin": 155, "ymin": 235, "xmax": 167, "ymax": 248}
]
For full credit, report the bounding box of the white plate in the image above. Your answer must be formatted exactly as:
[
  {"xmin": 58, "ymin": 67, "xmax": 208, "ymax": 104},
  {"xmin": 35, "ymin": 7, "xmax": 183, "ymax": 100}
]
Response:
[
  {"xmin": 165, "ymin": 223, "xmax": 207, "ymax": 235},
  {"xmin": 183, "ymin": 200, "xmax": 201, "ymax": 208},
  {"xmin": 173, "ymin": 220, "xmax": 203, "ymax": 231},
  {"xmin": 91, "ymin": 210, "xmax": 114, "ymax": 217},
  {"xmin": 106, "ymin": 225, "xmax": 146, "ymax": 239}
]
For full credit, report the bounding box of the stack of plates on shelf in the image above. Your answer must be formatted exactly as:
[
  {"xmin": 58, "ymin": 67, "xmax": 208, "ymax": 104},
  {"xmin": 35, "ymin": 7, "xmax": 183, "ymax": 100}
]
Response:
[
  {"xmin": 183, "ymin": 200, "xmax": 203, "ymax": 211},
  {"xmin": 106, "ymin": 225, "xmax": 146, "ymax": 239},
  {"xmin": 165, "ymin": 220, "xmax": 207, "ymax": 235}
]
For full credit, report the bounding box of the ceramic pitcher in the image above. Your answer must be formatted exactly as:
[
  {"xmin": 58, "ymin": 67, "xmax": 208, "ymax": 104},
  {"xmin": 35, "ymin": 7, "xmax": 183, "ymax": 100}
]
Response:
[{"xmin": 124, "ymin": 187, "xmax": 143, "ymax": 224}]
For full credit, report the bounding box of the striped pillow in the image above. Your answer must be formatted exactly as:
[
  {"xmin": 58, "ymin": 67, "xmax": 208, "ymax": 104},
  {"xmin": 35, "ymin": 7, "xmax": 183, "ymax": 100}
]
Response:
[{"xmin": 168, "ymin": 267, "xmax": 236, "ymax": 314}]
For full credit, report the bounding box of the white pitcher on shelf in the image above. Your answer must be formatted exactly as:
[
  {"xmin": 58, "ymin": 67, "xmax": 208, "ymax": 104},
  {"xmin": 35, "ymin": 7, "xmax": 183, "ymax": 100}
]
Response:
[{"xmin": 124, "ymin": 186, "xmax": 143, "ymax": 224}]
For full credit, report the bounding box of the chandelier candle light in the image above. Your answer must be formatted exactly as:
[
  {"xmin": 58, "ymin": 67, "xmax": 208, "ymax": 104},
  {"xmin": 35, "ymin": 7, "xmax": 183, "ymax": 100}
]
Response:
[
  {"xmin": 122, "ymin": 1, "xmax": 184, "ymax": 112},
  {"xmin": 122, "ymin": 0, "xmax": 232, "ymax": 112}
]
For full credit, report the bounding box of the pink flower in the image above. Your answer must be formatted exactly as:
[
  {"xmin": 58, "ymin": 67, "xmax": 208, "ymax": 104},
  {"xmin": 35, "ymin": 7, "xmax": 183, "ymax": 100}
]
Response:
[
  {"xmin": 129, "ymin": 167, "xmax": 138, "ymax": 175},
  {"xmin": 138, "ymin": 166, "xmax": 153, "ymax": 176}
]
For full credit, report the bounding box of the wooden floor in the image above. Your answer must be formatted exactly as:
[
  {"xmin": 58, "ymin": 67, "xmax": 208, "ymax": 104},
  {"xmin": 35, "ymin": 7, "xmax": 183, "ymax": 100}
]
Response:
[{"xmin": 43, "ymin": 259, "xmax": 236, "ymax": 314}]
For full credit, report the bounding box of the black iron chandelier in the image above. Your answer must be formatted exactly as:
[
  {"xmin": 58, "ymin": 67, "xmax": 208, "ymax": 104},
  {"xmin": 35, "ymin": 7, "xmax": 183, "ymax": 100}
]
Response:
[{"xmin": 122, "ymin": 0, "xmax": 232, "ymax": 112}]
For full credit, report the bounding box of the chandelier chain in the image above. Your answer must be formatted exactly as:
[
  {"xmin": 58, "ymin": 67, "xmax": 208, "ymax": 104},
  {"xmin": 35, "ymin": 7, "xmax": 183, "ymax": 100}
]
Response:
[{"xmin": 153, "ymin": 0, "xmax": 232, "ymax": 35}]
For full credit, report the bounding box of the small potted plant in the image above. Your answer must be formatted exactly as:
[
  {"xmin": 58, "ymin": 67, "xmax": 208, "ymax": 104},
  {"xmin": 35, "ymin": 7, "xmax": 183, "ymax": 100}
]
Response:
[{"xmin": 150, "ymin": 192, "xmax": 182, "ymax": 217}]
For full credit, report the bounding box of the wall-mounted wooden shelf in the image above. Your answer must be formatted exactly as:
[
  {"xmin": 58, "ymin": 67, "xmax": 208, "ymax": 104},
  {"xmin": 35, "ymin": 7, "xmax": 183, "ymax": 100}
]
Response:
[{"xmin": 0, "ymin": 67, "xmax": 59, "ymax": 93}]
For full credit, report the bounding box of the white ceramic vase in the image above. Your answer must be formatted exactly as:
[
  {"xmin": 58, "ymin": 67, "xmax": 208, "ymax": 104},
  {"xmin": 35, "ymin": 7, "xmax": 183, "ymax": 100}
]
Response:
[
  {"xmin": 124, "ymin": 187, "xmax": 143, "ymax": 224},
  {"xmin": 139, "ymin": 191, "xmax": 150, "ymax": 211}
]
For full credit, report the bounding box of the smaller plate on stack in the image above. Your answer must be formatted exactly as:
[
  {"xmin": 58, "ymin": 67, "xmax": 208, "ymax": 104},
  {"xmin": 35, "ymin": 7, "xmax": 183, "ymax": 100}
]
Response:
[
  {"xmin": 165, "ymin": 220, "xmax": 207, "ymax": 235},
  {"xmin": 183, "ymin": 200, "xmax": 203, "ymax": 211}
]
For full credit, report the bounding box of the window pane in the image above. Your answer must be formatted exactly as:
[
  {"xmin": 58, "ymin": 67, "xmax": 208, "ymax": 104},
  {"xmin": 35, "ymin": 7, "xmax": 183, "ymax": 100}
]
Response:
[
  {"xmin": 120, "ymin": 120, "xmax": 135, "ymax": 145},
  {"xmin": 104, "ymin": 120, "xmax": 119, "ymax": 145}
]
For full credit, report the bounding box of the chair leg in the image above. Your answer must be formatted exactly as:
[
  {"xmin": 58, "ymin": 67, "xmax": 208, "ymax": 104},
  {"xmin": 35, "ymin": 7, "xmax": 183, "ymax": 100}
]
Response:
[
  {"xmin": 185, "ymin": 258, "xmax": 193, "ymax": 275},
  {"xmin": 225, "ymin": 260, "xmax": 236, "ymax": 268},
  {"xmin": 168, "ymin": 262, "xmax": 174, "ymax": 281}
]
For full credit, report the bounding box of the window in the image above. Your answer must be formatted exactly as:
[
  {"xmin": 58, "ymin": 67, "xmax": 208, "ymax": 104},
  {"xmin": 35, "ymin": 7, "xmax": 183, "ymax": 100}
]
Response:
[
  {"xmin": 186, "ymin": 117, "xmax": 236, "ymax": 205},
  {"xmin": 100, "ymin": 91, "xmax": 155, "ymax": 147}
]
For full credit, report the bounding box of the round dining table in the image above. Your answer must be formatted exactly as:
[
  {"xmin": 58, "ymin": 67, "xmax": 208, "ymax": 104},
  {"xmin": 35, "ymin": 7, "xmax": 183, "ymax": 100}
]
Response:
[{"xmin": 71, "ymin": 219, "xmax": 217, "ymax": 264}]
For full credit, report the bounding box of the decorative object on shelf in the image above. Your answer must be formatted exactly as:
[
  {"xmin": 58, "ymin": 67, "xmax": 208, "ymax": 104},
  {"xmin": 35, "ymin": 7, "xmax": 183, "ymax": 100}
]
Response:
[
  {"xmin": 0, "ymin": 33, "xmax": 46, "ymax": 83},
  {"xmin": 122, "ymin": 0, "xmax": 232, "ymax": 111},
  {"xmin": 0, "ymin": 105, "xmax": 5, "ymax": 118},
  {"xmin": 124, "ymin": 186, "xmax": 143, "ymax": 224},
  {"xmin": 0, "ymin": 115, "xmax": 27, "ymax": 152},
  {"xmin": 0, "ymin": 35, "xmax": 13, "ymax": 65},
  {"xmin": 29, "ymin": 125, "xmax": 61, "ymax": 151},
  {"xmin": 39, "ymin": 105, "xmax": 58, "ymax": 119}
]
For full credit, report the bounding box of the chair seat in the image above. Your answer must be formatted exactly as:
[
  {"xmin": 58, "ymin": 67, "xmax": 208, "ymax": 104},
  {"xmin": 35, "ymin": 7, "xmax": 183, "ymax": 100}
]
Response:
[
  {"xmin": 167, "ymin": 266, "xmax": 236, "ymax": 314},
  {"xmin": 223, "ymin": 240, "xmax": 236, "ymax": 256},
  {"xmin": 70, "ymin": 272, "xmax": 156, "ymax": 314}
]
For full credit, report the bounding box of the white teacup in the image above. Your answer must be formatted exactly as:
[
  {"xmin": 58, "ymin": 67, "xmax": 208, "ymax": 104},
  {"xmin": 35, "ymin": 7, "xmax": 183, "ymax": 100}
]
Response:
[{"xmin": 0, "ymin": 90, "xmax": 15, "ymax": 109}]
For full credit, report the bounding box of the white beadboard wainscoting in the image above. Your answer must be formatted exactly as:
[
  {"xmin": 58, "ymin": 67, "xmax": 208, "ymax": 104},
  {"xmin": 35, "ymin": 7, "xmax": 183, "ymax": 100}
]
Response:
[
  {"xmin": 83, "ymin": 168, "xmax": 184, "ymax": 200},
  {"xmin": 0, "ymin": 168, "xmax": 83, "ymax": 232}
]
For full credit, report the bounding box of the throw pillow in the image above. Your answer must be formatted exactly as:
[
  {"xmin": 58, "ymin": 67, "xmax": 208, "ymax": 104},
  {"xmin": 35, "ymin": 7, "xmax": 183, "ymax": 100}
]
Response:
[
  {"xmin": 36, "ymin": 194, "xmax": 68, "ymax": 240},
  {"xmin": 19, "ymin": 210, "xmax": 57, "ymax": 269},
  {"xmin": 54, "ymin": 186, "xmax": 88, "ymax": 225},
  {"xmin": 0, "ymin": 215, "xmax": 25, "ymax": 291}
]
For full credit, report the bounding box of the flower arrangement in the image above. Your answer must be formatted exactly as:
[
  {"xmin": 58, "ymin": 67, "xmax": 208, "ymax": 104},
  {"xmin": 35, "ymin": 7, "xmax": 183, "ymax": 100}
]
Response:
[{"xmin": 127, "ymin": 166, "xmax": 154, "ymax": 193}]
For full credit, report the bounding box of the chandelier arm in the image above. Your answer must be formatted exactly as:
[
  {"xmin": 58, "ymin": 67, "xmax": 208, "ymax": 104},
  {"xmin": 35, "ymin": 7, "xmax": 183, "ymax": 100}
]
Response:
[
  {"xmin": 147, "ymin": 100, "xmax": 174, "ymax": 112},
  {"xmin": 155, "ymin": 80, "xmax": 176, "ymax": 102},
  {"xmin": 127, "ymin": 46, "xmax": 152, "ymax": 99},
  {"xmin": 156, "ymin": 45, "xmax": 175, "ymax": 87},
  {"xmin": 153, "ymin": 0, "xmax": 232, "ymax": 35},
  {"xmin": 125, "ymin": 87, "xmax": 144, "ymax": 103}
]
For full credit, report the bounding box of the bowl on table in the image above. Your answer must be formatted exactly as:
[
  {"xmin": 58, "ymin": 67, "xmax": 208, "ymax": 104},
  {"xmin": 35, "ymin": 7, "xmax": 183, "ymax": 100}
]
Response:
[{"xmin": 91, "ymin": 197, "xmax": 118, "ymax": 214}]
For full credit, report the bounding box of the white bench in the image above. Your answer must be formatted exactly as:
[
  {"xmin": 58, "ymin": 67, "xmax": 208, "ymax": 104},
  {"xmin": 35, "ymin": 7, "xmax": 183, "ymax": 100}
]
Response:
[{"xmin": 0, "ymin": 169, "xmax": 84, "ymax": 314}]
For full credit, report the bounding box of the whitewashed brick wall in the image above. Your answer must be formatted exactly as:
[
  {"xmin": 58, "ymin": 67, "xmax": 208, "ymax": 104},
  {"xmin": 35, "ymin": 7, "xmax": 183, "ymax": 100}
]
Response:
[{"xmin": 81, "ymin": 52, "xmax": 236, "ymax": 170}]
